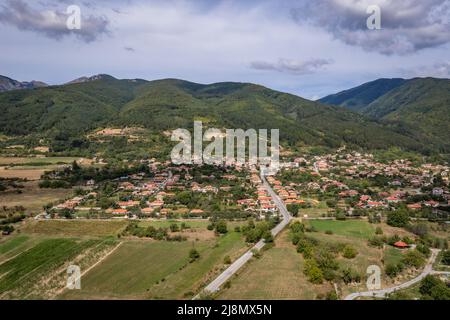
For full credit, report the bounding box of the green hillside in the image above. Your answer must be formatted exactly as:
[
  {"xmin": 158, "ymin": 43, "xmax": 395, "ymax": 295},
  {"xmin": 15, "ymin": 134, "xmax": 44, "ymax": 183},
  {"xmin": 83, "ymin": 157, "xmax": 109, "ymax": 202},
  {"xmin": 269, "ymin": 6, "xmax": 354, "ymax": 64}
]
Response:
[
  {"xmin": 363, "ymin": 78, "xmax": 450, "ymax": 152},
  {"xmin": 319, "ymin": 78, "xmax": 407, "ymax": 111},
  {"xmin": 0, "ymin": 75, "xmax": 436, "ymax": 157}
]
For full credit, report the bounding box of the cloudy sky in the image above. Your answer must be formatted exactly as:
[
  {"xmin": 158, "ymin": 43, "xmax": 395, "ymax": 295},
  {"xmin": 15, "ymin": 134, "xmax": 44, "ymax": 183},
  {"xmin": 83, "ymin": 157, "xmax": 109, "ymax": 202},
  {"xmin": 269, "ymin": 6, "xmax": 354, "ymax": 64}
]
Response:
[{"xmin": 1, "ymin": 0, "xmax": 449, "ymax": 99}]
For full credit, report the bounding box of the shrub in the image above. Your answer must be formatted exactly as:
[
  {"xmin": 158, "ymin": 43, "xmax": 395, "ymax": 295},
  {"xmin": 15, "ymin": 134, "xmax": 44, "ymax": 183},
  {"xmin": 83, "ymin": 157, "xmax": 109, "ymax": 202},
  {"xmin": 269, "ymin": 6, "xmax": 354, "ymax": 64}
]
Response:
[
  {"xmin": 342, "ymin": 245, "xmax": 358, "ymax": 259},
  {"xmin": 441, "ymin": 250, "xmax": 450, "ymax": 265},
  {"xmin": 402, "ymin": 250, "xmax": 426, "ymax": 269},
  {"xmin": 341, "ymin": 268, "xmax": 361, "ymax": 284},
  {"xmin": 304, "ymin": 259, "xmax": 324, "ymax": 284},
  {"xmin": 189, "ymin": 249, "xmax": 200, "ymax": 262}
]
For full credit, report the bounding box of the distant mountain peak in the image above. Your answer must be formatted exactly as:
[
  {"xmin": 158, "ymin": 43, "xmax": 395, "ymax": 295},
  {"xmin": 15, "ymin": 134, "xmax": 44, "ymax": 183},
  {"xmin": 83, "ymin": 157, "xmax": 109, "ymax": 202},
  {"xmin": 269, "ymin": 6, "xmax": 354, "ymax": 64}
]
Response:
[
  {"xmin": 0, "ymin": 75, "xmax": 48, "ymax": 92},
  {"xmin": 67, "ymin": 74, "xmax": 116, "ymax": 84}
]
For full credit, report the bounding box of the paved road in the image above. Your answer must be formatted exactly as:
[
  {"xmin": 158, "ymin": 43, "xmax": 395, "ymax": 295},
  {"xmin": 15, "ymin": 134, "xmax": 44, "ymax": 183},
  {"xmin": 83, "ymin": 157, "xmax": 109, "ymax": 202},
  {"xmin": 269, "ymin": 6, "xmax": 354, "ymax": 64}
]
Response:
[
  {"xmin": 345, "ymin": 249, "xmax": 449, "ymax": 300},
  {"xmin": 198, "ymin": 173, "xmax": 292, "ymax": 296}
]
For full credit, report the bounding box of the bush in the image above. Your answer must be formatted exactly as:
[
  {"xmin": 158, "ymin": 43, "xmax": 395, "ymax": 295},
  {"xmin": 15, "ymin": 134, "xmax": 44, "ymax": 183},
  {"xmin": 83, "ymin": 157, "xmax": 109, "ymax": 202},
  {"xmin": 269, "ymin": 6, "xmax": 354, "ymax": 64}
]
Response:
[
  {"xmin": 342, "ymin": 245, "xmax": 358, "ymax": 259},
  {"xmin": 402, "ymin": 250, "xmax": 426, "ymax": 269},
  {"xmin": 375, "ymin": 227, "xmax": 383, "ymax": 235},
  {"xmin": 368, "ymin": 236, "xmax": 384, "ymax": 248},
  {"xmin": 189, "ymin": 249, "xmax": 200, "ymax": 262},
  {"xmin": 416, "ymin": 244, "xmax": 431, "ymax": 257},
  {"xmin": 341, "ymin": 268, "xmax": 361, "ymax": 284},
  {"xmin": 385, "ymin": 263, "xmax": 404, "ymax": 278},
  {"xmin": 325, "ymin": 230, "xmax": 333, "ymax": 235},
  {"xmin": 304, "ymin": 259, "xmax": 324, "ymax": 284},
  {"xmin": 223, "ymin": 255, "xmax": 232, "ymax": 265},
  {"xmin": 441, "ymin": 250, "xmax": 450, "ymax": 265}
]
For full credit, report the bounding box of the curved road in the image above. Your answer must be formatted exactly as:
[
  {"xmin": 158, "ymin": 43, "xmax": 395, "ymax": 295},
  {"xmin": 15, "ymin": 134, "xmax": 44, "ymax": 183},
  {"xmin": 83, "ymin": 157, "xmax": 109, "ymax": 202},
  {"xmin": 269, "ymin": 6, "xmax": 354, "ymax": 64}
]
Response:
[
  {"xmin": 197, "ymin": 173, "xmax": 292, "ymax": 297},
  {"xmin": 345, "ymin": 249, "xmax": 450, "ymax": 300}
]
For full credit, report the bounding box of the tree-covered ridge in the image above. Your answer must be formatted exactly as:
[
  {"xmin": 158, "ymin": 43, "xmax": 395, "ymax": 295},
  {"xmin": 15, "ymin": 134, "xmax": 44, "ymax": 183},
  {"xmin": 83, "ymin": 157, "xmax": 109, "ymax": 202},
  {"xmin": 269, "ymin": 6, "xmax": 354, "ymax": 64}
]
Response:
[
  {"xmin": 319, "ymin": 78, "xmax": 407, "ymax": 112},
  {"xmin": 0, "ymin": 75, "xmax": 440, "ymax": 155}
]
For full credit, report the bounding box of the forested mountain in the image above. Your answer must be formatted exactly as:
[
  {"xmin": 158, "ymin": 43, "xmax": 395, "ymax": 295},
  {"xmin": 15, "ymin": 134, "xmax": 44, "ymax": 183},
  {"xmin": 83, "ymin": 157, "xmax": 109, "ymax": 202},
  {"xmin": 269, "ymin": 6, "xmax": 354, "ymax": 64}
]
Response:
[
  {"xmin": 320, "ymin": 77, "xmax": 450, "ymax": 153},
  {"xmin": 319, "ymin": 78, "xmax": 407, "ymax": 112},
  {"xmin": 0, "ymin": 74, "xmax": 443, "ymax": 155}
]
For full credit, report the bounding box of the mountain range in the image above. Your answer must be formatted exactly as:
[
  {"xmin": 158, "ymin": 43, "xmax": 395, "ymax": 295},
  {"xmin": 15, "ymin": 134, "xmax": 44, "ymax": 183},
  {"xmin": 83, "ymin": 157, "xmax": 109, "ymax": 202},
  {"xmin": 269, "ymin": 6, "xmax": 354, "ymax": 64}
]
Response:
[
  {"xmin": 0, "ymin": 75, "xmax": 47, "ymax": 93},
  {"xmin": 320, "ymin": 77, "xmax": 450, "ymax": 153},
  {"xmin": 0, "ymin": 74, "xmax": 448, "ymax": 157}
]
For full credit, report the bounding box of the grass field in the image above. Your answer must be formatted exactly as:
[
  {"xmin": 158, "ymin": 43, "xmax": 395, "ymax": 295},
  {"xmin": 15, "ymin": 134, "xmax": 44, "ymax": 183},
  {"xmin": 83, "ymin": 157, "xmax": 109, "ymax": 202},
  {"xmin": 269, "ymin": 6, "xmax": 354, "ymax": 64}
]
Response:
[
  {"xmin": 60, "ymin": 231, "xmax": 247, "ymax": 299},
  {"xmin": 21, "ymin": 220, "xmax": 128, "ymax": 238},
  {"xmin": 218, "ymin": 230, "xmax": 332, "ymax": 299},
  {"xmin": 0, "ymin": 181, "xmax": 72, "ymax": 213},
  {"xmin": 0, "ymin": 238, "xmax": 101, "ymax": 299},
  {"xmin": 383, "ymin": 247, "xmax": 405, "ymax": 266},
  {"xmin": 0, "ymin": 167, "xmax": 47, "ymax": 180},
  {"xmin": 308, "ymin": 220, "xmax": 375, "ymax": 239}
]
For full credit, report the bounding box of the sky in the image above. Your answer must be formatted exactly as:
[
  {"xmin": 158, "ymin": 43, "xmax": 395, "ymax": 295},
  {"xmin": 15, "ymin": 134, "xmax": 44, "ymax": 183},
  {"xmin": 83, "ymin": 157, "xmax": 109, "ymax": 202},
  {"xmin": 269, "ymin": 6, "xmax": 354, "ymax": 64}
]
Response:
[{"xmin": 0, "ymin": 0, "xmax": 449, "ymax": 100}]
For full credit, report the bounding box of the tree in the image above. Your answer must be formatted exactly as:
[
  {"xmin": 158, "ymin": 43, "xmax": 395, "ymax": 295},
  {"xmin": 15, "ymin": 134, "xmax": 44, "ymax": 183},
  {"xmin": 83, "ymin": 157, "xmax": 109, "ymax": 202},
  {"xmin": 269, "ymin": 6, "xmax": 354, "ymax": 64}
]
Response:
[
  {"xmin": 262, "ymin": 231, "xmax": 273, "ymax": 243},
  {"xmin": 420, "ymin": 275, "xmax": 443, "ymax": 296},
  {"xmin": 170, "ymin": 223, "xmax": 179, "ymax": 232},
  {"xmin": 387, "ymin": 209, "xmax": 410, "ymax": 228},
  {"xmin": 287, "ymin": 204, "xmax": 300, "ymax": 217},
  {"xmin": 441, "ymin": 250, "xmax": 450, "ymax": 265},
  {"xmin": 215, "ymin": 221, "xmax": 228, "ymax": 234},
  {"xmin": 189, "ymin": 248, "xmax": 200, "ymax": 262},
  {"xmin": 304, "ymin": 259, "xmax": 324, "ymax": 284}
]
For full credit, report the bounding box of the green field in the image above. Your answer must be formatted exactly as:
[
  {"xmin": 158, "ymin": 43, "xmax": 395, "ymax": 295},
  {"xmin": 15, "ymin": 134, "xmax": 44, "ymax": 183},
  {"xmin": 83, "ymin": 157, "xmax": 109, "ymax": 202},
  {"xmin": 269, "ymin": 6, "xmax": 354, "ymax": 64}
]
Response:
[
  {"xmin": 308, "ymin": 220, "xmax": 375, "ymax": 239},
  {"xmin": 383, "ymin": 247, "xmax": 405, "ymax": 266},
  {"xmin": 60, "ymin": 231, "xmax": 247, "ymax": 299},
  {"xmin": 0, "ymin": 238, "xmax": 101, "ymax": 299}
]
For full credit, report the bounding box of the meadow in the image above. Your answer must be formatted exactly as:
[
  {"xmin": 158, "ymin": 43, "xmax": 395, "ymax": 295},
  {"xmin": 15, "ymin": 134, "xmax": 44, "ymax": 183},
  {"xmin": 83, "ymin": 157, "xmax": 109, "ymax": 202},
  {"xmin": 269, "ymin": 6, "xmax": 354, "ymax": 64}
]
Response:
[
  {"xmin": 308, "ymin": 220, "xmax": 376, "ymax": 239},
  {"xmin": 0, "ymin": 181, "xmax": 73, "ymax": 213},
  {"xmin": 218, "ymin": 230, "xmax": 332, "ymax": 300}
]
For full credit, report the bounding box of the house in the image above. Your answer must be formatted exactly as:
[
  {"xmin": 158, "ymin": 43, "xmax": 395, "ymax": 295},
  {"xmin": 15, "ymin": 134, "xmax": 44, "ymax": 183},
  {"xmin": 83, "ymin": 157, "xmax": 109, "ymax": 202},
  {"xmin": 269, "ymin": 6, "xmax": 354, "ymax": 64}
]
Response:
[
  {"xmin": 424, "ymin": 200, "xmax": 439, "ymax": 208},
  {"xmin": 141, "ymin": 207, "xmax": 154, "ymax": 215},
  {"xmin": 118, "ymin": 200, "xmax": 140, "ymax": 208},
  {"xmin": 112, "ymin": 208, "xmax": 128, "ymax": 215},
  {"xmin": 190, "ymin": 209, "xmax": 204, "ymax": 215},
  {"xmin": 386, "ymin": 196, "xmax": 400, "ymax": 204},
  {"xmin": 407, "ymin": 203, "xmax": 422, "ymax": 210}
]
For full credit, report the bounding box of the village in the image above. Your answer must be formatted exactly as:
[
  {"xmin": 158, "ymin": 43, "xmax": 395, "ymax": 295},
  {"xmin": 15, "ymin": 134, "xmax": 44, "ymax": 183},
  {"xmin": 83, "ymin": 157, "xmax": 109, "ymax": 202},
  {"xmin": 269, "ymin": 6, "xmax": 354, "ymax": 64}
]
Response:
[{"xmin": 41, "ymin": 149, "xmax": 449, "ymax": 226}]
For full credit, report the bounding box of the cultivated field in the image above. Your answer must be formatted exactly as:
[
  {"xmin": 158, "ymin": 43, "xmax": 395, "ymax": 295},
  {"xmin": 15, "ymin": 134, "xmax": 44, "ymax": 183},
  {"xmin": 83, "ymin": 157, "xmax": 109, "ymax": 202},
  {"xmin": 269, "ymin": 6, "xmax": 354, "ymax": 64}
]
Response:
[
  {"xmin": 0, "ymin": 237, "xmax": 111, "ymax": 299},
  {"xmin": 60, "ymin": 231, "xmax": 247, "ymax": 299},
  {"xmin": 21, "ymin": 220, "xmax": 128, "ymax": 238}
]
